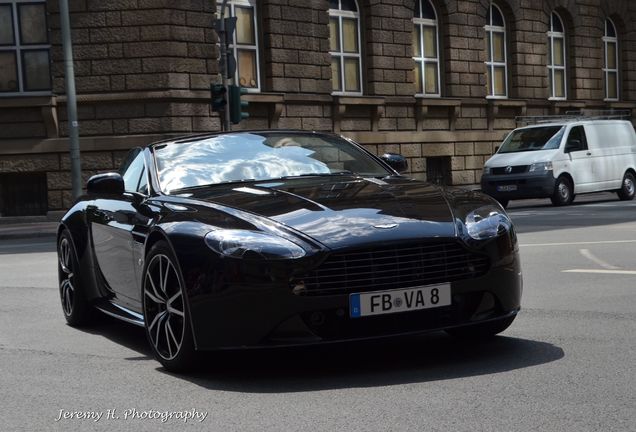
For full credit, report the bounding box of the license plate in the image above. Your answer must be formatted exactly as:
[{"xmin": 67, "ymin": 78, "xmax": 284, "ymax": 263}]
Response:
[
  {"xmin": 496, "ymin": 184, "xmax": 517, "ymax": 192},
  {"xmin": 349, "ymin": 284, "xmax": 451, "ymax": 318}
]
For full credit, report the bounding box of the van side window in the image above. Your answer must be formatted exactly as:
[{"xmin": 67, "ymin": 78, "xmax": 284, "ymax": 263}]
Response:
[{"xmin": 565, "ymin": 126, "xmax": 588, "ymax": 152}]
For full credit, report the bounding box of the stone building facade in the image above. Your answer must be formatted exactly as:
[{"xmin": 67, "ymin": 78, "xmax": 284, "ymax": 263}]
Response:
[{"xmin": 0, "ymin": 0, "xmax": 635, "ymax": 216}]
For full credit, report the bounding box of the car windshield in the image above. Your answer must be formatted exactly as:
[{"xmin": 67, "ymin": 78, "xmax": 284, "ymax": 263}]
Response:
[
  {"xmin": 498, "ymin": 126, "xmax": 565, "ymax": 153},
  {"xmin": 153, "ymin": 132, "xmax": 391, "ymax": 193}
]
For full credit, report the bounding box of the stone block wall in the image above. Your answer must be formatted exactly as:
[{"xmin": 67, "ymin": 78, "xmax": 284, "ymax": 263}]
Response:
[{"xmin": 1, "ymin": 0, "xmax": 636, "ymax": 214}]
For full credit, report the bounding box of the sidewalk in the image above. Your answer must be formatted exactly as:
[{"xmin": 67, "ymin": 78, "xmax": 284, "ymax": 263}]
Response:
[{"xmin": 0, "ymin": 218, "xmax": 59, "ymax": 241}]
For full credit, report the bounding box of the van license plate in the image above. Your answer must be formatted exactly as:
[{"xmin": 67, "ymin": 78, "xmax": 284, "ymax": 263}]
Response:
[
  {"xmin": 497, "ymin": 185, "xmax": 517, "ymax": 192},
  {"xmin": 349, "ymin": 284, "xmax": 451, "ymax": 318}
]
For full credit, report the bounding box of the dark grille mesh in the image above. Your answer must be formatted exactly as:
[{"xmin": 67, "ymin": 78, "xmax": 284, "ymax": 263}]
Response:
[
  {"xmin": 294, "ymin": 242, "xmax": 490, "ymax": 296},
  {"xmin": 491, "ymin": 166, "xmax": 529, "ymax": 175}
]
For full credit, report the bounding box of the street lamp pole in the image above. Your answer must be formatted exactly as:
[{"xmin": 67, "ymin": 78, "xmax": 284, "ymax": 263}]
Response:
[{"xmin": 59, "ymin": 0, "xmax": 82, "ymax": 199}]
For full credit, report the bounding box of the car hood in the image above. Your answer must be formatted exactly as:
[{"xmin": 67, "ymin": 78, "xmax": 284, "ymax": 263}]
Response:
[
  {"xmin": 485, "ymin": 149, "xmax": 559, "ymax": 168},
  {"xmin": 187, "ymin": 176, "xmax": 457, "ymax": 249}
]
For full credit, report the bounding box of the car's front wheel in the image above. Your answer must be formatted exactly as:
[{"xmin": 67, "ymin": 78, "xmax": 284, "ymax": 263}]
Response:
[
  {"xmin": 58, "ymin": 230, "xmax": 93, "ymax": 326},
  {"xmin": 550, "ymin": 175, "xmax": 573, "ymax": 206},
  {"xmin": 445, "ymin": 315, "xmax": 516, "ymax": 339},
  {"xmin": 142, "ymin": 241, "xmax": 196, "ymax": 371}
]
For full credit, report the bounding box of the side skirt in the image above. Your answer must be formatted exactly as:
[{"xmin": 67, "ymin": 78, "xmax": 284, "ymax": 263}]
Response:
[{"xmin": 94, "ymin": 300, "xmax": 145, "ymax": 327}]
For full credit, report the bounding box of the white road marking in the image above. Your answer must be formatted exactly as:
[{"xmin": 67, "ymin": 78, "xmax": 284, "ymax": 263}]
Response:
[
  {"xmin": 563, "ymin": 269, "xmax": 636, "ymax": 275},
  {"xmin": 521, "ymin": 240, "xmax": 636, "ymax": 247},
  {"xmin": 579, "ymin": 248, "xmax": 620, "ymax": 270}
]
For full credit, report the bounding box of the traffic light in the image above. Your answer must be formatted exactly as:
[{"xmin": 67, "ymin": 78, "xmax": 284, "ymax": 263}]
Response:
[
  {"xmin": 210, "ymin": 83, "xmax": 227, "ymax": 112},
  {"xmin": 228, "ymin": 84, "xmax": 249, "ymax": 125}
]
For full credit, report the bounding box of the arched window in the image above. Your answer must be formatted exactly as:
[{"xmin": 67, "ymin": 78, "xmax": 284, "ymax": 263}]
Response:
[
  {"xmin": 413, "ymin": 0, "xmax": 440, "ymax": 97},
  {"xmin": 547, "ymin": 12, "xmax": 566, "ymax": 99},
  {"xmin": 329, "ymin": 0, "xmax": 362, "ymax": 95},
  {"xmin": 484, "ymin": 3, "xmax": 507, "ymax": 98},
  {"xmin": 220, "ymin": 0, "xmax": 260, "ymax": 91},
  {"xmin": 603, "ymin": 18, "xmax": 618, "ymax": 100}
]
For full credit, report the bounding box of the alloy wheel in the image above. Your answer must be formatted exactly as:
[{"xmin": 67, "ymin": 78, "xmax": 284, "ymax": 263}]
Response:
[
  {"xmin": 58, "ymin": 237, "xmax": 75, "ymax": 316},
  {"xmin": 143, "ymin": 254, "xmax": 185, "ymax": 361}
]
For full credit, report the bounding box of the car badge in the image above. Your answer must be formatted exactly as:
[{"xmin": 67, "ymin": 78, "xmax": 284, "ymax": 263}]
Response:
[
  {"xmin": 505, "ymin": 166, "xmax": 513, "ymax": 174},
  {"xmin": 374, "ymin": 223, "xmax": 398, "ymax": 229}
]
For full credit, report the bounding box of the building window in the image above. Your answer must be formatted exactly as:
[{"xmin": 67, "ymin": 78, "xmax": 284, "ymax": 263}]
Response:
[
  {"xmin": 547, "ymin": 12, "xmax": 566, "ymax": 100},
  {"xmin": 603, "ymin": 18, "xmax": 618, "ymax": 101},
  {"xmin": 329, "ymin": 0, "xmax": 362, "ymax": 95},
  {"xmin": 484, "ymin": 3, "xmax": 507, "ymax": 98},
  {"xmin": 413, "ymin": 0, "xmax": 440, "ymax": 97},
  {"xmin": 220, "ymin": 0, "xmax": 260, "ymax": 91},
  {"xmin": 0, "ymin": 1, "xmax": 50, "ymax": 95}
]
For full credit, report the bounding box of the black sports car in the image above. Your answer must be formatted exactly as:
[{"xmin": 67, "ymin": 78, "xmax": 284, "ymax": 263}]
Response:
[{"xmin": 57, "ymin": 130, "xmax": 522, "ymax": 371}]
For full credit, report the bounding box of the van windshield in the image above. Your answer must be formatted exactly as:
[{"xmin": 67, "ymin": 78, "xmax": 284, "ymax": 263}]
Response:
[{"xmin": 498, "ymin": 126, "xmax": 565, "ymax": 153}]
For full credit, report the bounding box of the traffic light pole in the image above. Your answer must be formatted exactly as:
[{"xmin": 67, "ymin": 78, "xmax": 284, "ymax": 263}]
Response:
[{"xmin": 218, "ymin": 0, "xmax": 231, "ymax": 131}]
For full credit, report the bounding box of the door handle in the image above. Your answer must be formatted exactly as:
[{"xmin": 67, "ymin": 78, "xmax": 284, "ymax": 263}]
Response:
[{"xmin": 586, "ymin": 152, "xmax": 592, "ymax": 156}]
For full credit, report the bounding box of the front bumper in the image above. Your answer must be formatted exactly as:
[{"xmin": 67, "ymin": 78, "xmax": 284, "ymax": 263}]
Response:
[
  {"xmin": 186, "ymin": 245, "xmax": 523, "ymax": 350},
  {"xmin": 481, "ymin": 170, "xmax": 556, "ymax": 200}
]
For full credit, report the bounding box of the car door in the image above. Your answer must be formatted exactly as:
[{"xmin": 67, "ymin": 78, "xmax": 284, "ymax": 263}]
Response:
[
  {"xmin": 89, "ymin": 149, "xmax": 152, "ymax": 305},
  {"xmin": 564, "ymin": 125, "xmax": 595, "ymax": 193}
]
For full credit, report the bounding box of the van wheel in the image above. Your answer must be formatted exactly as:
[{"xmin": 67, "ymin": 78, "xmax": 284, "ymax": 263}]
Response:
[
  {"xmin": 617, "ymin": 172, "xmax": 636, "ymax": 201},
  {"xmin": 550, "ymin": 176, "xmax": 573, "ymax": 206}
]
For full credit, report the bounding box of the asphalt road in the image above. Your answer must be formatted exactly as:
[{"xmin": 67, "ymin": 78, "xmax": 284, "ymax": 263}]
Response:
[{"xmin": 1, "ymin": 192, "xmax": 635, "ymax": 432}]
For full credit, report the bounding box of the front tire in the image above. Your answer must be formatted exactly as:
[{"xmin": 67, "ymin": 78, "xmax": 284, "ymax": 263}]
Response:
[
  {"xmin": 142, "ymin": 241, "xmax": 197, "ymax": 372},
  {"xmin": 58, "ymin": 230, "xmax": 93, "ymax": 326},
  {"xmin": 617, "ymin": 172, "xmax": 636, "ymax": 201},
  {"xmin": 445, "ymin": 315, "xmax": 516, "ymax": 339},
  {"xmin": 550, "ymin": 175, "xmax": 573, "ymax": 206}
]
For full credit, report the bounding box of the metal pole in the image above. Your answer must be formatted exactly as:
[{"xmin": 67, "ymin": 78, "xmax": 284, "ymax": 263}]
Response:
[
  {"xmin": 219, "ymin": 0, "xmax": 230, "ymax": 131},
  {"xmin": 59, "ymin": 0, "xmax": 82, "ymax": 199}
]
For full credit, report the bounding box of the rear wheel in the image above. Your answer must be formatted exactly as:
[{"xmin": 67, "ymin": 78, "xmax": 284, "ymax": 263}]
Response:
[
  {"xmin": 58, "ymin": 230, "xmax": 93, "ymax": 326},
  {"xmin": 617, "ymin": 172, "xmax": 635, "ymax": 201},
  {"xmin": 445, "ymin": 315, "xmax": 516, "ymax": 340},
  {"xmin": 142, "ymin": 241, "xmax": 197, "ymax": 372},
  {"xmin": 550, "ymin": 175, "xmax": 573, "ymax": 206}
]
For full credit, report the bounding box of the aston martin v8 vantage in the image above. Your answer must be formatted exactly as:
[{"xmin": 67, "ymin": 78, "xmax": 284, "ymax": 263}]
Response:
[{"xmin": 57, "ymin": 131, "xmax": 522, "ymax": 371}]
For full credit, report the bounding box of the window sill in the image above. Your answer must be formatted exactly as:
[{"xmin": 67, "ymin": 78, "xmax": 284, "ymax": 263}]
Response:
[
  {"xmin": 415, "ymin": 98, "xmax": 462, "ymax": 131},
  {"xmin": 0, "ymin": 96, "xmax": 58, "ymax": 138}
]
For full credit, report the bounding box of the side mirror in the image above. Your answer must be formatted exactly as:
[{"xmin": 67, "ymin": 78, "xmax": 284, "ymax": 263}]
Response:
[
  {"xmin": 87, "ymin": 173, "xmax": 125, "ymax": 195},
  {"xmin": 565, "ymin": 139, "xmax": 581, "ymax": 153},
  {"xmin": 380, "ymin": 153, "xmax": 408, "ymax": 174}
]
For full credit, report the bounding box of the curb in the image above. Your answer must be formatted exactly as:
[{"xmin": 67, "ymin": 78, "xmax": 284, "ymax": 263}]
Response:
[{"xmin": 0, "ymin": 232, "xmax": 57, "ymax": 241}]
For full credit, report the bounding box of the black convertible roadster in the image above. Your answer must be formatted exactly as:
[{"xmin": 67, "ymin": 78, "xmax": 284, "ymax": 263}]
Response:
[{"xmin": 57, "ymin": 130, "xmax": 522, "ymax": 371}]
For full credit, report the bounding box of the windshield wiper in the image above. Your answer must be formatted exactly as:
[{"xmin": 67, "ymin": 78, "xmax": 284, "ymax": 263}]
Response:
[
  {"xmin": 276, "ymin": 171, "xmax": 356, "ymax": 180},
  {"xmin": 168, "ymin": 179, "xmax": 258, "ymax": 194}
]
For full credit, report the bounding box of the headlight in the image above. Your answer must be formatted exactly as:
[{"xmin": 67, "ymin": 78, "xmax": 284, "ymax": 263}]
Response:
[
  {"xmin": 465, "ymin": 206, "xmax": 512, "ymax": 240},
  {"xmin": 204, "ymin": 230, "xmax": 306, "ymax": 260},
  {"xmin": 528, "ymin": 161, "xmax": 552, "ymax": 172},
  {"xmin": 483, "ymin": 167, "xmax": 491, "ymax": 175}
]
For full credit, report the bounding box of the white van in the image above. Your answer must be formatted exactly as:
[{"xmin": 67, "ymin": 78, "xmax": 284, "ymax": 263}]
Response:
[{"xmin": 481, "ymin": 119, "xmax": 636, "ymax": 207}]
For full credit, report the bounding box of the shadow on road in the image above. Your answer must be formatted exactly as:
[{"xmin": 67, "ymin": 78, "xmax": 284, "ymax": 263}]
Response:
[{"xmin": 164, "ymin": 333, "xmax": 564, "ymax": 393}]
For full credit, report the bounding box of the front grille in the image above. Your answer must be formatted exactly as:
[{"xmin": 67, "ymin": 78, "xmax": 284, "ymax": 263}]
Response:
[
  {"xmin": 491, "ymin": 165, "xmax": 529, "ymax": 175},
  {"xmin": 294, "ymin": 242, "xmax": 490, "ymax": 296}
]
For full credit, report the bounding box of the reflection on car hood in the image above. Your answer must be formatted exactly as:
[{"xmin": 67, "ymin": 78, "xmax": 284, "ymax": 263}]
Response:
[{"xmin": 189, "ymin": 176, "xmax": 457, "ymax": 249}]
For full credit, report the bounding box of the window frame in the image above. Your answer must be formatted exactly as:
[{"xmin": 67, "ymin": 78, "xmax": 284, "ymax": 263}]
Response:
[
  {"xmin": 484, "ymin": 3, "xmax": 508, "ymax": 99},
  {"xmin": 413, "ymin": 0, "xmax": 441, "ymax": 98},
  {"xmin": 603, "ymin": 18, "xmax": 619, "ymax": 101},
  {"xmin": 329, "ymin": 0, "xmax": 363, "ymax": 96},
  {"xmin": 547, "ymin": 11, "xmax": 567, "ymax": 100},
  {"xmin": 0, "ymin": 0, "xmax": 51, "ymax": 96},
  {"xmin": 221, "ymin": 0, "xmax": 261, "ymax": 93}
]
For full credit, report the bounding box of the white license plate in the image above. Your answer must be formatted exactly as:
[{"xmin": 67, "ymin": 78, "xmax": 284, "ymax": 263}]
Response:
[
  {"xmin": 497, "ymin": 184, "xmax": 517, "ymax": 192},
  {"xmin": 349, "ymin": 284, "xmax": 451, "ymax": 318}
]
